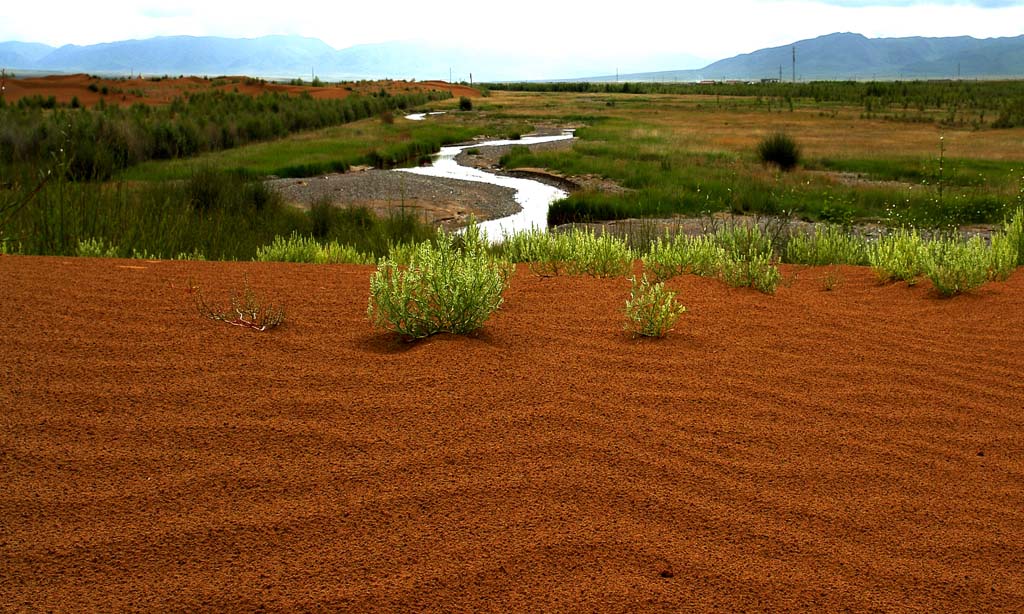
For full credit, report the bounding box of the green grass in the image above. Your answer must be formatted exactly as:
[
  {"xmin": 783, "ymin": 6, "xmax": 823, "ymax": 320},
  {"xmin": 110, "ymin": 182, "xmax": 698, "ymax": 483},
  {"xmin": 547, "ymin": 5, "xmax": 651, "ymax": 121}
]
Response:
[
  {"xmin": 124, "ymin": 115, "xmax": 532, "ymax": 181},
  {"xmin": 492, "ymin": 106, "xmax": 1017, "ymax": 229}
]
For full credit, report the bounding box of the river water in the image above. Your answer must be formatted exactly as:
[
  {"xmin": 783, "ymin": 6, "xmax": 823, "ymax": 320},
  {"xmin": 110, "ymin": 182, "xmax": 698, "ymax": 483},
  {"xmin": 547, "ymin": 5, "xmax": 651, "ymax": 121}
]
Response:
[{"xmin": 396, "ymin": 129, "xmax": 575, "ymax": 239}]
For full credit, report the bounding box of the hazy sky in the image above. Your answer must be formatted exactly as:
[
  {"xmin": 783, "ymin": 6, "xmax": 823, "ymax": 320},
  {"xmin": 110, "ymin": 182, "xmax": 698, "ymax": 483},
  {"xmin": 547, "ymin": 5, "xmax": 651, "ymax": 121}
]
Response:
[{"xmin": 3, "ymin": 0, "xmax": 1023, "ymax": 66}]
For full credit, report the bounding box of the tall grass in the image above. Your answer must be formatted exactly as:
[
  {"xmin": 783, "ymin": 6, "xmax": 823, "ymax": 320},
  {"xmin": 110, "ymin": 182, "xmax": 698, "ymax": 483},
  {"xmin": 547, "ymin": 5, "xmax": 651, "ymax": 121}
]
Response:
[
  {"xmin": 1, "ymin": 89, "xmax": 453, "ymax": 180},
  {"xmin": 1, "ymin": 164, "xmax": 438, "ymax": 259}
]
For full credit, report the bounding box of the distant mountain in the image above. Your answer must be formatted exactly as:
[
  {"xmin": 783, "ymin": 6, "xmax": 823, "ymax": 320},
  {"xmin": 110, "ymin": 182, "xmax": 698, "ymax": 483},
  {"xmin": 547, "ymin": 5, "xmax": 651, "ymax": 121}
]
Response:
[
  {"xmin": 0, "ymin": 41, "xmax": 55, "ymax": 68},
  {"xmin": 573, "ymin": 33, "xmax": 1024, "ymax": 82},
  {"xmin": 27, "ymin": 35, "xmax": 338, "ymax": 77},
  {"xmin": 2, "ymin": 33, "xmax": 1022, "ymax": 82},
  {"xmin": 0, "ymin": 34, "xmax": 703, "ymax": 82}
]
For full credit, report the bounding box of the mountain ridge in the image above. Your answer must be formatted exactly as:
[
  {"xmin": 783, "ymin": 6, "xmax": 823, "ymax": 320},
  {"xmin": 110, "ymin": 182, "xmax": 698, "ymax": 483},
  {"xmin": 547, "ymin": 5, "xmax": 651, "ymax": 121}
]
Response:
[{"xmin": 1, "ymin": 32, "xmax": 1022, "ymax": 82}]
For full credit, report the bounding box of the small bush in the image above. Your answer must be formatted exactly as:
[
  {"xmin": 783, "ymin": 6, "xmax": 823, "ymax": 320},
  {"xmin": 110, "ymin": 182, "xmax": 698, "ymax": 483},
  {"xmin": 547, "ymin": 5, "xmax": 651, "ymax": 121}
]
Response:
[
  {"xmin": 868, "ymin": 228, "xmax": 927, "ymax": 284},
  {"xmin": 498, "ymin": 228, "xmax": 632, "ymax": 278},
  {"xmin": 77, "ymin": 237, "xmax": 120, "ymax": 258},
  {"xmin": 1003, "ymin": 206, "xmax": 1024, "ymax": 266},
  {"xmin": 987, "ymin": 232, "xmax": 1017, "ymax": 282},
  {"xmin": 784, "ymin": 225, "xmax": 868, "ymax": 266},
  {"xmin": 923, "ymin": 237, "xmax": 992, "ymax": 297},
  {"xmin": 190, "ymin": 275, "xmax": 286, "ymax": 332},
  {"xmin": 642, "ymin": 234, "xmax": 725, "ymax": 281},
  {"xmin": 459, "ymin": 96, "xmax": 473, "ymax": 111},
  {"xmin": 757, "ymin": 132, "xmax": 801, "ymax": 171},
  {"xmin": 721, "ymin": 252, "xmax": 781, "ymax": 294},
  {"xmin": 713, "ymin": 223, "xmax": 774, "ymax": 261},
  {"xmin": 567, "ymin": 230, "xmax": 633, "ymax": 277},
  {"xmin": 255, "ymin": 233, "xmax": 374, "ymax": 264},
  {"xmin": 367, "ymin": 223, "xmax": 512, "ymax": 339},
  {"xmin": 624, "ymin": 274, "xmax": 686, "ymax": 338}
]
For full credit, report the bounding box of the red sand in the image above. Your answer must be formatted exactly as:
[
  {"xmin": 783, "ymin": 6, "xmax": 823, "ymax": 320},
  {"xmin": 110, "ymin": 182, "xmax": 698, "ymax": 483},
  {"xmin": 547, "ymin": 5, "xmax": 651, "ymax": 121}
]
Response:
[
  {"xmin": 2, "ymin": 256, "xmax": 1023, "ymax": 612},
  {"xmin": 1, "ymin": 73, "xmax": 478, "ymax": 107}
]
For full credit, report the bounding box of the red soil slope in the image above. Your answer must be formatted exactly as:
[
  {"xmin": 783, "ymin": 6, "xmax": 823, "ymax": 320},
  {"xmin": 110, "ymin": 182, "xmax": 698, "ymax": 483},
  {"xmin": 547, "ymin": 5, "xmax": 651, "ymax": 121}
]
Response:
[
  {"xmin": 2, "ymin": 257, "xmax": 1023, "ymax": 612},
  {"xmin": 1, "ymin": 73, "xmax": 478, "ymax": 107}
]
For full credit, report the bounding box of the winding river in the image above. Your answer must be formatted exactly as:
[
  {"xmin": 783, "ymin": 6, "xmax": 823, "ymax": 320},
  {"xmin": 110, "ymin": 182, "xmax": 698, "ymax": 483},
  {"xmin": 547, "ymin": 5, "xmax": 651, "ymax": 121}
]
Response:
[{"xmin": 399, "ymin": 115, "xmax": 574, "ymax": 239}]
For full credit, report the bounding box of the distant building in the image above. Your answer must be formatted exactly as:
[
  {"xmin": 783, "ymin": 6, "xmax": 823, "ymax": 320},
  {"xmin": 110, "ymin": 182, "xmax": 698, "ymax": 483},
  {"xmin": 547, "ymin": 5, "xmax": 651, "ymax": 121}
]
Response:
[
  {"xmin": 760, "ymin": 78, "xmax": 780, "ymax": 84},
  {"xmin": 699, "ymin": 80, "xmax": 718, "ymax": 85}
]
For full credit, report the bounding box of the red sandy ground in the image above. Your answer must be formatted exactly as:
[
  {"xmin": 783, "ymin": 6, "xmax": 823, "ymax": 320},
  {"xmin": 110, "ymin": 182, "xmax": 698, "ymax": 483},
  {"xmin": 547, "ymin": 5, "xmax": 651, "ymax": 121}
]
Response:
[
  {"xmin": 2, "ymin": 256, "xmax": 1023, "ymax": 612},
  {"xmin": 1, "ymin": 73, "xmax": 477, "ymax": 107}
]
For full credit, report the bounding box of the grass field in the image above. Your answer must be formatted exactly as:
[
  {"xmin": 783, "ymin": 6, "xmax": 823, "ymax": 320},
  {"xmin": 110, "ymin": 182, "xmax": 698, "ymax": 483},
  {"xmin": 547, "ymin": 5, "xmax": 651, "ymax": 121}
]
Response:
[
  {"xmin": 4, "ymin": 83, "xmax": 1024, "ymax": 259},
  {"xmin": 123, "ymin": 107, "xmax": 532, "ymax": 181},
  {"xmin": 474, "ymin": 90, "xmax": 1024, "ymax": 227}
]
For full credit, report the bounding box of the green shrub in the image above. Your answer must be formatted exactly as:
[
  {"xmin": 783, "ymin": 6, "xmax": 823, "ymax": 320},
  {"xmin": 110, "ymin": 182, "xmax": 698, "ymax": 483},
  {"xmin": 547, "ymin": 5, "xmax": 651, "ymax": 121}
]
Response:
[
  {"xmin": 459, "ymin": 96, "xmax": 473, "ymax": 111},
  {"xmin": 1003, "ymin": 206, "xmax": 1024, "ymax": 266},
  {"xmin": 923, "ymin": 237, "xmax": 992, "ymax": 297},
  {"xmin": 720, "ymin": 252, "xmax": 781, "ymax": 294},
  {"xmin": 868, "ymin": 228, "xmax": 927, "ymax": 284},
  {"xmin": 713, "ymin": 223, "xmax": 774, "ymax": 261},
  {"xmin": 757, "ymin": 132, "xmax": 801, "ymax": 171},
  {"xmin": 498, "ymin": 228, "xmax": 632, "ymax": 277},
  {"xmin": 624, "ymin": 274, "xmax": 686, "ymax": 338},
  {"xmin": 367, "ymin": 223, "xmax": 512, "ymax": 339},
  {"xmin": 77, "ymin": 237, "xmax": 120, "ymax": 258},
  {"xmin": 783, "ymin": 225, "xmax": 869, "ymax": 265},
  {"xmin": 255, "ymin": 232, "xmax": 374, "ymax": 264},
  {"xmin": 642, "ymin": 234, "xmax": 725, "ymax": 281},
  {"xmin": 256, "ymin": 233, "xmax": 320, "ymax": 263},
  {"xmin": 566, "ymin": 229, "xmax": 634, "ymax": 277},
  {"xmin": 988, "ymin": 232, "xmax": 1017, "ymax": 282}
]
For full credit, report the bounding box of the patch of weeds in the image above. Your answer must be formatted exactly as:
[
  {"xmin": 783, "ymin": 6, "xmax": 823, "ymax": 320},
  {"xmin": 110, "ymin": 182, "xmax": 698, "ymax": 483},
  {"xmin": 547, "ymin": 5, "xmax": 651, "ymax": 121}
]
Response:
[
  {"xmin": 567, "ymin": 230, "xmax": 634, "ymax": 277},
  {"xmin": 624, "ymin": 274, "xmax": 686, "ymax": 338},
  {"xmin": 784, "ymin": 225, "xmax": 868, "ymax": 266},
  {"xmin": 988, "ymin": 231, "xmax": 1018, "ymax": 281},
  {"xmin": 77, "ymin": 237, "xmax": 120, "ymax": 258},
  {"xmin": 255, "ymin": 233, "xmax": 374, "ymax": 264},
  {"xmin": 868, "ymin": 228, "xmax": 927, "ymax": 284},
  {"xmin": 923, "ymin": 236, "xmax": 993, "ymax": 297},
  {"xmin": 720, "ymin": 252, "xmax": 781, "ymax": 294},
  {"xmin": 1003, "ymin": 206, "xmax": 1024, "ymax": 266},
  {"xmin": 190, "ymin": 275, "xmax": 286, "ymax": 332},
  {"xmin": 498, "ymin": 228, "xmax": 632, "ymax": 278},
  {"xmin": 642, "ymin": 234, "xmax": 725, "ymax": 281},
  {"xmin": 822, "ymin": 268, "xmax": 842, "ymax": 291}
]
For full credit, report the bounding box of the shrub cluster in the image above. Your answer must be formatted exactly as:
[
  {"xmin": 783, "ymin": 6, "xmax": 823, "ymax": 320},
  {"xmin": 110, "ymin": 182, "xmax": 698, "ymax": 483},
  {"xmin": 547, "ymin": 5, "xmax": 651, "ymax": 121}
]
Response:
[
  {"xmin": 624, "ymin": 275, "xmax": 686, "ymax": 338},
  {"xmin": 367, "ymin": 223, "xmax": 513, "ymax": 339},
  {"xmin": 640, "ymin": 223, "xmax": 781, "ymax": 294},
  {"xmin": 757, "ymin": 132, "xmax": 801, "ymax": 171},
  {"xmin": 498, "ymin": 228, "xmax": 633, "ymax": 278},
  {"xmin": 255, "ymin": 233, "xmax": 375, "ymax": 265},
  {"xmin": 0, "ymin": 89, "xmax": 452, "ymax": 180}
]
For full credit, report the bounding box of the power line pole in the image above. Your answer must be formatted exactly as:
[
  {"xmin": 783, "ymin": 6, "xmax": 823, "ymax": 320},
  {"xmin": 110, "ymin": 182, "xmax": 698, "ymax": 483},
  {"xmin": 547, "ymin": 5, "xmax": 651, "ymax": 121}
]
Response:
[{"xmin": 792, "ymin": 46, "xmax": 796, "ymax": 83}]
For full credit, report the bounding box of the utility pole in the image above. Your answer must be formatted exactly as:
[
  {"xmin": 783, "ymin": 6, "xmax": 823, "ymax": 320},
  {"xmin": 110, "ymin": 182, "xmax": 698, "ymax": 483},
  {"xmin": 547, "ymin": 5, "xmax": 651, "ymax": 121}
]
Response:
[
  {"xmin": 779, "ymin": 65, "xmax": 782, "ymax": 82},
  {"xmin": 616, "ymin": 68, "xmax": 619, "ymax": 83},
  {"xmin": 792, "ymin": 46, "xmax": 796, "ymax": 83},
  {"xmin": 0, "ymin": 68, "xmax": 6, "ymax": 102},
  {"xmin": 449, "ymin": 67, "xmax": 452, "ymax": 83}
]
